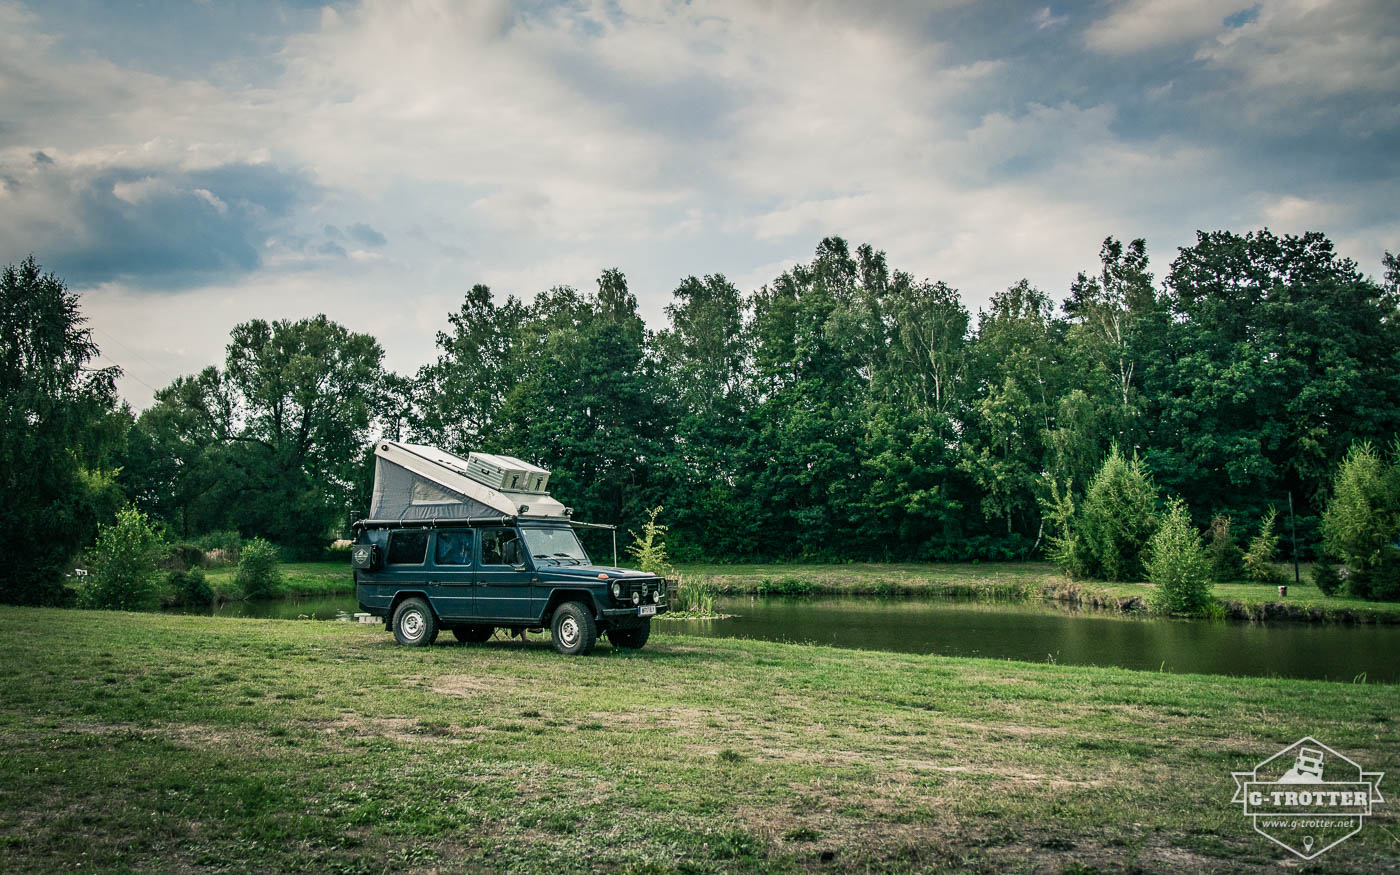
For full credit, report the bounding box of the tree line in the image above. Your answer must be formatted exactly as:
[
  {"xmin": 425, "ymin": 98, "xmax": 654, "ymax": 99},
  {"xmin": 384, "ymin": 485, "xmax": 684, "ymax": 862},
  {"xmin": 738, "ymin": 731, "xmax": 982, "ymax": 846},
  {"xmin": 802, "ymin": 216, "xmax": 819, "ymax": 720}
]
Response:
[{"xmin": 4, "ymin": 228, "xmax": 1400, "ymax": 605}]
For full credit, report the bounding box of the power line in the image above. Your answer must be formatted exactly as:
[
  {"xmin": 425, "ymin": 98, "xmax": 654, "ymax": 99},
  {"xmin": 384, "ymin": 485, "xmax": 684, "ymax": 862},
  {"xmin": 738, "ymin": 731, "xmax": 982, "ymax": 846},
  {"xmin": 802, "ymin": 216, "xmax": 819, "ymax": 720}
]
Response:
[
  {"xmin": 96, "ymin": 351, "xmax": 160, "ymax": 396},
  {"xmin": 93, "ymin": 326, "xmax": 165, "ymax": 375},
  {"xmin": 90, "ymin": 326, "xmax": 173, "ymax": 400}
]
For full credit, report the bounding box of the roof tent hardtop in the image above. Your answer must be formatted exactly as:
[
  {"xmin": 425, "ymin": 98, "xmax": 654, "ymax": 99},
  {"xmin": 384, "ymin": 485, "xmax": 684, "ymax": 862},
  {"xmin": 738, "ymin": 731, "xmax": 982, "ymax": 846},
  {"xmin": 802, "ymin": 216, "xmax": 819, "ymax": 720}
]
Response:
[{"xmin": 363, "ymin": 441, "xmax": 569, "ymax": 526}]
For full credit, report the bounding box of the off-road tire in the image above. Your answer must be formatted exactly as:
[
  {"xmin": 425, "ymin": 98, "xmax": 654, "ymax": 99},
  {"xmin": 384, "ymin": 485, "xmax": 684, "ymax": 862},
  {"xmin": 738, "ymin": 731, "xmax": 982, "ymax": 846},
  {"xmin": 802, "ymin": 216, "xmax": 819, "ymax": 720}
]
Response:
[
  {"xmin": 550, "ymin": 601, "xmax": 597, "ymax": 656},
  {"xmin": 392, "ymin": 597, "xmax": 439, "ymax": 646},
  {"xmin": 452, "ymin": 624, "xmax": 495, "ymax": 644},
  {"xmin": 607, "ymin": 622, "xmax": 650, "ymax": 650}
]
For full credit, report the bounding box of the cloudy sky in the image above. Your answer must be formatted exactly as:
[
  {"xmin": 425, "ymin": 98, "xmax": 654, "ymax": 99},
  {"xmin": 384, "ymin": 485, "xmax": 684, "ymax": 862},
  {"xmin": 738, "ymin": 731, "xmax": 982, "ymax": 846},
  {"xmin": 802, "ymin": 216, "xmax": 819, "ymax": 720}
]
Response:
[{"xmin": 3, "ymin": 0, "xmax": 1397, "ymax": 408}]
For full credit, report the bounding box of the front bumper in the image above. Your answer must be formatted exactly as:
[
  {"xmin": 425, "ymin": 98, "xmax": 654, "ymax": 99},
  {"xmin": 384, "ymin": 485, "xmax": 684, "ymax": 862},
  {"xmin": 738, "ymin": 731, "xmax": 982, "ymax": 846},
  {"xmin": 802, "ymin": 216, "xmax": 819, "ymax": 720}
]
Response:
[{"xmin": 600, "ymin": 603, "xmax": 670, "ymax": 619}]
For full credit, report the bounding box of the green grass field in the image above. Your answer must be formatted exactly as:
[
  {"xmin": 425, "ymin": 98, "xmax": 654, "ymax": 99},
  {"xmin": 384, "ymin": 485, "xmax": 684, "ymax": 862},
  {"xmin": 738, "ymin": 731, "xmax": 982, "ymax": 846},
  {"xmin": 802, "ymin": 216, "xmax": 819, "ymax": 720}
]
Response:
[
  {"xmin": 204, "ymin": 560, "xmax": 353, "ymax": 600},
  {"xmin": 0, "ymin": 608, "xmax": 1396, "ymax": 872},
  {"xmin": 673, "ymin": 561, "xmax": 1066, "ymax": 597}
]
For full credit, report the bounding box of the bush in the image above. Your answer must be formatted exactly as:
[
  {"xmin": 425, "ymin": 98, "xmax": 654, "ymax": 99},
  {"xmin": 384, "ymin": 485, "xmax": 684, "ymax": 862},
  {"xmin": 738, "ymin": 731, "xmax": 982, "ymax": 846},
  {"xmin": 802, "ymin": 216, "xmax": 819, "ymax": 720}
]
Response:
[
  {"xmin": 1321, "ymin": 442, "xmax": 1400, "ymax": 600},
  {"xmin": 1205, "ymin": 516, "xmax": 1245, "ymax": 582},
  {"xmin": 78, "ymin": 506, "xmax": 165, "ymax": 611},
  {"xmin": 627, "ymin": 506, "xmax": 675, "ymax": 578},
  {"xmin": 1243, "ymin": 508, "xmax": 1286, "ymax": 583},
  {"xmin": 165, "ymin": 567, "xmax": 214, "ymax": 608},
  {"xmin": 235, "ymin": 538, "xmax": 283, "ymax": 599},
  {"xmin": 194, "ymin": 530, "xmax": 243, "ymax": 565},
  {"xmin": 1078, "ymin": 447, "xmax": 1158, "ymax": 581},
  {"xmin": 1042, "ymin": 478, "xmax": 1091, "ymax": 578},
  {"xmin": 1347, "ymin": 554, "xmax": 1400, "ymax": 601},
  {"xmin": 163, "ymin": 542, "xmax": 207, "ymax": 572},
  {"xmin": 755, "ymin": 577, "xmax": 814, "ymax": 595},
  {"xmin": 1147, "ymin": 498, "xmax": 1213, "ymax": 615},
  {"xmin": 1311, "ymin": 558, "xmax": 1343, "ymax": 597}
]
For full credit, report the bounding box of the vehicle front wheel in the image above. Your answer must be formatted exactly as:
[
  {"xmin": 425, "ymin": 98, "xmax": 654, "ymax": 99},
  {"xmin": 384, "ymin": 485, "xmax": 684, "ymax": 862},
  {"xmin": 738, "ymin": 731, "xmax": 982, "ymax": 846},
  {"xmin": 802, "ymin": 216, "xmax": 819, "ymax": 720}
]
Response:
[
  {"xmin": 392, "ymin": 597, "xmax": 439, "ymax": 646},
  {"xmin": 452, "ymin": 624, "xmax": 494, "ymax": 644},
  {"xmin": 550, "ymin": 602, "xmax": 597, "ymax": 656},
  {"xmin": 607, "ymin": 622, "xmax": 650, "ymax": 650}
]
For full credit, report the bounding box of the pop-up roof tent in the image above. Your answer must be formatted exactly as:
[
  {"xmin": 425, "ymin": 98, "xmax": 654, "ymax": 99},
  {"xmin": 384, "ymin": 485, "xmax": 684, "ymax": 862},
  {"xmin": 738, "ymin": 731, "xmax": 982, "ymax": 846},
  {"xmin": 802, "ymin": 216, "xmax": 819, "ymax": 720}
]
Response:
[{"xmin": 365, "ymin": 441, "xmax": 570, "ymax": 523}]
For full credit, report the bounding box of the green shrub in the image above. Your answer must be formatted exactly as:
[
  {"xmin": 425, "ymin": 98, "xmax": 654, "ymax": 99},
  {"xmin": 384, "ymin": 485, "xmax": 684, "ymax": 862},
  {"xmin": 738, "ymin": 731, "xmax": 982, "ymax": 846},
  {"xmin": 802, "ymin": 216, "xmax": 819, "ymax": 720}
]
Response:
[
  {"xmin": 627, "ymin": 506, "xmax": 675, "ymax": 578},
  {"xmin": 1311, "ymin": 558, "xmax": 1343, "ymax": 597},
  {"xmin": 163, "ymin": 542, "xmax": 207, "ymax": 572},
  {"xmin": 1079, "ymin": 447, "xmax": 1158, "ymax": 581},
  {"xmin": 235, "ymin": 538, "xmax": 283, "ymax": 599},
  {"xmin": 1147, "ymin": 498, "xmax": 1213, "ymax": 615},
  {"xmin": 78, "ymin": 506, "xmax": 165, "ymax": 611},
  {"xmin": 1243, "ymin": 508, "xmax": 1286, "ymax": 583},
  {"xmin": 1205, "ymin": 516, "xmax": 1245, "ymax": 582},
  {"xmin": 1347, "ymin": 555, "xmax": 1400, "ymax": 601},
  {"xmin": 1042, "ymin": 477, "xmax": 1091, "ymax": 578},
  {"xmin": 165, "ymin": 567, "xmax": 214, "ymax": 607},
  {"xmin": 1321, "ymin": 442, "xmax": 1400, "ymax": 600},
  {"xmin": 755, "ymin": 577, "xmax": 814, "ymax": 595},
  {"xmin": 194, "ymin": 530, "xmax": 243, "ymax": 565}
]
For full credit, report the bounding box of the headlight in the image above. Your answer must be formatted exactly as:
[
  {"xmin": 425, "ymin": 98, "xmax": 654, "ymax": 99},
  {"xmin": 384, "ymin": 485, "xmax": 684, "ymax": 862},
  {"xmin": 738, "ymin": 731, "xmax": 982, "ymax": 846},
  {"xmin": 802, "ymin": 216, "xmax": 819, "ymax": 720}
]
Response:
[
  {"xmin": 632, "ymin": 591, "xmax": 641, "ymax": 605},
  {"xmin": 612, "ymin": 582, "xmax": 621, "ymax": 598},
  {"xmin": 651, "ymin": 590, "xmax": 659, "ymax": 603}
]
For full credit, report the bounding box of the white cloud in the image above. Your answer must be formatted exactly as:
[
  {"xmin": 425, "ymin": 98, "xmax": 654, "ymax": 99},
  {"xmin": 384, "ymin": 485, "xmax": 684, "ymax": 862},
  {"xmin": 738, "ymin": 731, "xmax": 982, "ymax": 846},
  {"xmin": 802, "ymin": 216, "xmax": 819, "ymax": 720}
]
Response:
[
  {"xmin": 1195, "ymin": 0, "xmax": 1400, "ymax": 96},
  {"xmin": 1032, "ymin": 7, "xmax": 1068, "ymax": 30},
  {"xmin": 3, "ymin": 0, "xmax": 1395, "ymax": 410},
  {"xmin": 1085, "ymin": 0, "xmax": 1244, "ymax": 54}
]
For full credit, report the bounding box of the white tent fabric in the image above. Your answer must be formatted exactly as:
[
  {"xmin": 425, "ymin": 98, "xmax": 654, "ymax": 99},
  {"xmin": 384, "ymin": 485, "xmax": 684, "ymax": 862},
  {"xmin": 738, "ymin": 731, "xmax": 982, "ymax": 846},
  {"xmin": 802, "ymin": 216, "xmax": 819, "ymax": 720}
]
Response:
[
  {"xmin": 369, "ymin": 442, "xmax": 517, "ymax": 520},
  {"xmin": 366, "ymin": 441, "xmax": 571, "ymax": 522}
]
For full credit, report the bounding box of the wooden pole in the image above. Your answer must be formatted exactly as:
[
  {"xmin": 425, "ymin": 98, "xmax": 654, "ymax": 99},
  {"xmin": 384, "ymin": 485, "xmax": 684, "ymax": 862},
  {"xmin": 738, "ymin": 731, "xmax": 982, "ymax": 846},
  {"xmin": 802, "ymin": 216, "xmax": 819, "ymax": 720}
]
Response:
[{"xmin": 1288, "ymin": 491, "xmax": 1300, "ymax": 584}]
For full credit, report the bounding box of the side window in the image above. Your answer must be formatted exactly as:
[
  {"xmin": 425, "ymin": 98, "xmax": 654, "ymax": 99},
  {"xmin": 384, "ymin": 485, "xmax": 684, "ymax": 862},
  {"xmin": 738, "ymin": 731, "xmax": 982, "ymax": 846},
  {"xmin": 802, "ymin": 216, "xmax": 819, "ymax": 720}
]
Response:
[
  {"xmin": 386, "ymin": 531, "xmax": 429, "ymax": 565},
  {"xmin": 481, "ymin": 528, "xmax": 522, "ymax": 566},
  {"xmin": 434, "ymin": 531, "xmax": 474, "ymax": 566}
]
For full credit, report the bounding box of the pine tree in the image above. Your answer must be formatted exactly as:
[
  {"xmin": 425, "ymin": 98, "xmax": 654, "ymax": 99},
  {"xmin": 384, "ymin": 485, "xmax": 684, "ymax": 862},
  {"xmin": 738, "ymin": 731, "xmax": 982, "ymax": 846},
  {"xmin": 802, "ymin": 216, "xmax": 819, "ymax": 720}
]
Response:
[
  {"xmin": 1148, "ymin": 498, "xmax": 1214, "ymax": 614},
  {"xmin": 1206, "ymin": 516, "xmax": 1245, "ymax": 582},
  {"xmin": 1243, "ymin": 508, "xmax": 1285, "ymax": 584}
]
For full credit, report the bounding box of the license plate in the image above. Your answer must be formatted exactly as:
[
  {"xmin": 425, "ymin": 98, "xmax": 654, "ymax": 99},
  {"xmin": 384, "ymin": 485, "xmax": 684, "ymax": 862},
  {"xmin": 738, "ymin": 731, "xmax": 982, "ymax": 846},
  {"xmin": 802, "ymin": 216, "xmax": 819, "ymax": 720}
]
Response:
[{"xmin": 638, "ymin": 605, "xmax": 657, "ymax": 617}]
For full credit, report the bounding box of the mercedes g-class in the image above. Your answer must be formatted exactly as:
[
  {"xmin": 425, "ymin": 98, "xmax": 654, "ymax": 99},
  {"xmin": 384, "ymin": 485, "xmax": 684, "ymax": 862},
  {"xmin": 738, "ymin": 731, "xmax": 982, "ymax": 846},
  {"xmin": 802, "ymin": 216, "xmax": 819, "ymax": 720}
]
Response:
[{"xmin": 352, "ymin": 442, "xmax": 670, "ymax": 655}]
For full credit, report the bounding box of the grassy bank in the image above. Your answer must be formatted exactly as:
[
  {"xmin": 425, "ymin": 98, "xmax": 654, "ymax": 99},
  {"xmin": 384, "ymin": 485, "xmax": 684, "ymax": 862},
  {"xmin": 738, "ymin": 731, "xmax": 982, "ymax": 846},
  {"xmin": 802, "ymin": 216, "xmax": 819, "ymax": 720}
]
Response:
[
  {"xmin": 1094, "ymin": 580, "xmax": 1400, "ymax": 624},
  {"xmin": 674, "ymin": 562, "xmax": 1065, "ymax": 598},
  {"xmin": 1, "ymin": 609, "xmax": 1397, "ymax": 873},
  {"xmin": 204, "ymin": 560, "xmax": 352, "ymax": 600},
  {"xmin": 675, "ymin": 561, "xmax": 1400, "ymax": 623},
  {"xmin": 197, "ymin": 557, "xmax": 1400, "ymax": 624}
]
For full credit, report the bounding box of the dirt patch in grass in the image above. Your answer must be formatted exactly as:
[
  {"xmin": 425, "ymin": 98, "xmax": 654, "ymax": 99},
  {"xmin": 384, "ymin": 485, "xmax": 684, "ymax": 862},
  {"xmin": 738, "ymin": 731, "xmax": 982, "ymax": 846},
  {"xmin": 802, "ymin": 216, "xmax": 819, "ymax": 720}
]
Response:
[{"xmin": 431, "ymin": 674, "xmax": 517, "ymax": 697}]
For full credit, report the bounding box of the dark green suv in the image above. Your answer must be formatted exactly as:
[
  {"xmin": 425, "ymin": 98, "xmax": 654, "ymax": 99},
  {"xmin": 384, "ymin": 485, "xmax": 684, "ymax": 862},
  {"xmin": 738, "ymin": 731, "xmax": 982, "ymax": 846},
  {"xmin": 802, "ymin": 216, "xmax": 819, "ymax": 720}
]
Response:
[{"xmin": 353, "ymin": 519, "xmax": 670, "ymax": 655}]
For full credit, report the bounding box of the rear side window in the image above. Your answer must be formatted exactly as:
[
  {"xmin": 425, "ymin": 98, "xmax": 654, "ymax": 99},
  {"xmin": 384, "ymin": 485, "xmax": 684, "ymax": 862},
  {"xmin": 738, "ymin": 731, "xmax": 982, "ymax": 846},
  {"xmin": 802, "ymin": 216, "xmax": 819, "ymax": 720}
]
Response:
[
  {"xmin": 386, "ymin": 531, "xmax": 429, "ymax": 565},
  {"xmin": 434, "ymin": 531, "xmax": 474, "ymax": 566}
]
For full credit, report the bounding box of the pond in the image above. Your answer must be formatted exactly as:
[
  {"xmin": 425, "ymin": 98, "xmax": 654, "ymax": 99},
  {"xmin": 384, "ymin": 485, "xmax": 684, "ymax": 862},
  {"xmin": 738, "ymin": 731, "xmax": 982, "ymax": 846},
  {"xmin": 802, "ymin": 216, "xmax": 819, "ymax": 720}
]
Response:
[{"xmin": 178, "ymin": 594, "xmax": 1400, "ymax": 683}]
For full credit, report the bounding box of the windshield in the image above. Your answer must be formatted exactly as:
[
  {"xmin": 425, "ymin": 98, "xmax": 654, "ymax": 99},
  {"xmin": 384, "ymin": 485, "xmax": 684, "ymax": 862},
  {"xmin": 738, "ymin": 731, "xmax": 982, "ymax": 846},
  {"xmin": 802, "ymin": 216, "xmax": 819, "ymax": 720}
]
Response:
[{"xmin": 520, "ymin": 527, "xmax": 590, "ymax": 565}]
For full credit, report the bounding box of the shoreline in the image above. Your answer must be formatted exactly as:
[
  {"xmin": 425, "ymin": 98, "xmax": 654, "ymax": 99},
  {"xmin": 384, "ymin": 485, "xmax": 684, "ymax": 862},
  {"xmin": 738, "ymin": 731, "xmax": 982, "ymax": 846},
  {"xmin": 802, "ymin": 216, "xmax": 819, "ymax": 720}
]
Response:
[
  {"xmin": 675, "ymin": 562, "xmax": 1400, "ymax": 625},
  {"xmin": 201, "ymin": 559, "xmax": 1400, "ymax": 625}
]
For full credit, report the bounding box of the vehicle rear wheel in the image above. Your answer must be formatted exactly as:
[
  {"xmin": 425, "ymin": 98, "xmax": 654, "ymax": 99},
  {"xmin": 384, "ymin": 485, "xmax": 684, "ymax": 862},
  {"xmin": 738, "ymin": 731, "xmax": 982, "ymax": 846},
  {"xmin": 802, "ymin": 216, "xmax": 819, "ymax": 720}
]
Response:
[
  {"xmin": 392, "ymin": 597, "xmax": 439, "ymax": 646},
  {"xmin": 550, "ymin": 601, "xmax": 597, "ymax": 656},
  {"xmin": 607, "ymin": 622, "xmax": 650, "ymax": 650},
  {"xmin": 452, "ymin": 624, "xmax": 494, "ymax": 644}
]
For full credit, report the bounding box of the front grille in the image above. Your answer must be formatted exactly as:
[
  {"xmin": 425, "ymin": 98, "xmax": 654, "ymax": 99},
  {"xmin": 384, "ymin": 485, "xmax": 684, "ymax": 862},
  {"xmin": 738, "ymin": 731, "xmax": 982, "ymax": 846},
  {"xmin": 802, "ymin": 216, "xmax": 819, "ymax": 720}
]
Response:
[{"xmin": 618, "ymin": 578, "xmax": 665, "ymax": 603}]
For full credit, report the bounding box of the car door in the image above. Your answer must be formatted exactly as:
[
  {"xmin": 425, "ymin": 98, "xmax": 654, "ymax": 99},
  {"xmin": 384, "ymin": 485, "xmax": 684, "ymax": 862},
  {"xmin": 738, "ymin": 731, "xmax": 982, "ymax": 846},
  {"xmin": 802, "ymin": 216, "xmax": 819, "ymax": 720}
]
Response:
[
  {"xmin": 476, "ymin": 527, "xmax": 533, "ymax": 621},
  {"xmin": 429, "ymin": 529, "xmax": 475, "ymax": 620}
]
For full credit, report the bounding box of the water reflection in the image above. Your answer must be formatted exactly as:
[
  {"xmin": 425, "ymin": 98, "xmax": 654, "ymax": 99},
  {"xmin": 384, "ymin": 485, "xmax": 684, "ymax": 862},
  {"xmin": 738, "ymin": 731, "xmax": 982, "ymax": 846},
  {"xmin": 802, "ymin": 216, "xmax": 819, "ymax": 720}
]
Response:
[{"xmin": 682, "ymin": 596, "xmax": 1400, "ymax": 683}]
